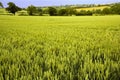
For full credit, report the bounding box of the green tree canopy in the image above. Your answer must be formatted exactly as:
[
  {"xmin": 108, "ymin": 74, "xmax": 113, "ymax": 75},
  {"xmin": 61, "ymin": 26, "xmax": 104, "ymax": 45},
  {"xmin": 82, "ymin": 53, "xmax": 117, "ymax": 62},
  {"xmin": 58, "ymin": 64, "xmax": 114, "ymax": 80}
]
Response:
[
  {"xmin": 111, "ymin": 3, "xmax": 120, "ymax": 14},
  {"xmin": 27, "ymin": 5, "xmax": 37, "ymax": 15},
  {"xmin": 48, "ymin": 7, "xmax": 57, "ymax": 16},
  {"xmin": 94, "ymin": 9, "xmax": 102, "ymax": 14},
  {"xmin": 102, "ymin": 8, "xmax": 111, "ymax": 14},
  {"xmin": 6, "ymin": 2, "xmax": 21, "ymax": 15},
  {"xmin": 0, "ymin": 2, "xmax": 4, "ymax": 8},
  {"xmin": 58, "ymin": 9, "xmax": 67, "ymax": 16},
  {"xmin": 36, "ymin": 7, "xmax": 43, "ymax": 16},
  {"xmin": 66, "ymin": 7, "xmax": 76, "ymax": 16}
]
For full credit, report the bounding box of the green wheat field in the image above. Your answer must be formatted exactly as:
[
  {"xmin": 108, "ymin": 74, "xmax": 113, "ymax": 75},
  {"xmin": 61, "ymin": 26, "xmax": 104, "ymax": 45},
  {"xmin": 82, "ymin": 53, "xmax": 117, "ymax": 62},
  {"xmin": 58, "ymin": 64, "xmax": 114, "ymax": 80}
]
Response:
[{"xmin": 0, "ymin": 16, "xmax": 120, "ymax": 80}]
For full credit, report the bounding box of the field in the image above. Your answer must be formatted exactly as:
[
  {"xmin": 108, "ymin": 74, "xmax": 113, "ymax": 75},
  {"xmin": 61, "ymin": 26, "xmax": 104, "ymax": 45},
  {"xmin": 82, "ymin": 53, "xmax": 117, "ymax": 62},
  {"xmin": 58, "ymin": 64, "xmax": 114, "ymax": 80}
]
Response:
[
  {"xmin": 0, "ymin": 16, "xmax": 120, "ymax": 80},
  {"xmin": 0, "ymin": 8, "xmax": 12, "ymax": 15},
  {"xmin": 0, "ymin": 8, "xmax": 6, "ymax": 14},
  {"xmin": 76, "ymin": 6, "xmax": 109, "ymax": 11}
]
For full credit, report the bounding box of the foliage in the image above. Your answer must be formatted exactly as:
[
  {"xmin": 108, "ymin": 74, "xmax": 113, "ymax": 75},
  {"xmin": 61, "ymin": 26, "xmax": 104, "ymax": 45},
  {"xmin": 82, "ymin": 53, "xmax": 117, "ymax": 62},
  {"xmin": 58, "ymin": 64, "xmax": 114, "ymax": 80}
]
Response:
[
  {"xmin": 27, "ymin": 5, "xmax": 37, "ymax": 15},
  {"xmin": 42, "ymin": 8, "xmax": 49, "ymax": 14},
  {"xmin": 36, "ymin": 7, "xmax": 43, "ymax": 16},
  {"xmin": 6, "ymin": 2, "xmax": 21, "ymax": 15},
  {"xmin": 93, "ymin": 9, "xmax": 102, "ymax": 14},
  {"xmin": 76, "ymin": 10, "xmax": 92, "ymax": 16},
  {"xmin": 66, "ymin": 7, "xmax": 76, "ymax": 16},
  {"xmin": 75, "ymin": 3, "xmax": 120, "ymax": 15},
  {"xmin": 48, "ymin": 7, "xmax": 57, "ymax": 16},
  {"xmin": 0, "ymin": 16, "xmax": 120, "ymax": 80},
  {"xmin": 58, "ymin": 9, "xmax": 67, "ymax": 16},
  {"xmin": 102, "ymin": 8, "xmax": 111, "ymax": 14},
  {"xmin": 2, "ymin": 2, "xmax": 120, "ymax": 16},
  {"xmin": 111, "ymin": 3, "xmax": 120, "ymax": 14},
  {"xmin": 0, "ymin": 2, "xmax": 4, "ymax": 8}
]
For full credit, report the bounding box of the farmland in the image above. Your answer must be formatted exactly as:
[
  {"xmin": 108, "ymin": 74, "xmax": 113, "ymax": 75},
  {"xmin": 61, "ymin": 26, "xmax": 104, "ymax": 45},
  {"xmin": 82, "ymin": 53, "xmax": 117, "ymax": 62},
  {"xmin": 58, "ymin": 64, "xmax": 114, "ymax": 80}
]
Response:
[
  {"xmin": 76, "ymin": 6, "xmax": 109, "ymax": 11},
  {"xmin": 0, "ymin": 8, "xmax": 13, "ymax": 15},
  {"xmin": 0, "ymin": 16, "xmax": 120, "ymax": 80}
]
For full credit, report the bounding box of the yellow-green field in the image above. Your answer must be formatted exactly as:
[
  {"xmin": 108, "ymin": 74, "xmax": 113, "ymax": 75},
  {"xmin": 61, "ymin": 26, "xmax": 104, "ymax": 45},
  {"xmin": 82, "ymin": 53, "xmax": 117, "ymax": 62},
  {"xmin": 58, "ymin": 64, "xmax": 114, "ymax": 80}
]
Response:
[
  {"xmin": 0, "ymin": 16, "xmax": 120, "ymax": 80},
  {"xmin": 0, "ymin": 8, "xmax": 12, "ymax": 15},
  {"xmin": 0, "ymin": 8, "xmax": 6, "ymax": 13},
  {"xmin": 76, "ymin": 6, "xmax": 109, "ymax": 11}
]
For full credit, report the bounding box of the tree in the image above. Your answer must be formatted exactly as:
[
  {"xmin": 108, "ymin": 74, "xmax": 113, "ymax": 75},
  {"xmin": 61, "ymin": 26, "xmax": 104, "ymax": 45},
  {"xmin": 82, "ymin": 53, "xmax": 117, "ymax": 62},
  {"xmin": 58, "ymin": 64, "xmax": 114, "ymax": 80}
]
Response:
[
  {"xmin": 0, "ymin": 2, "xmax": 4, "ymax": 8},
  {"xmin": 48, "ymin": 7, "xmax": 57, "ymax": 16},
  {"xmin": 111, "ymin": 3, "xmax": 120, "ymax": 14},
  {"xmin": 37, "ymin": 7, "xmax": 42, "ymax": 16},
  {"xmin": 27, "ymin": 5, "xmax": 37, "ymax": 15},
  {"xmin": 6, "ymin": 2, "xmax": 21, "ymax": 15},
  {"xmin": 102, "ymin": 8, "xmax": 111, "ymax": 15},
  {"xmin": 94, "ymin": 9, "xmax": 102, "ymax": 14},
  {"xmin": 66, "ymin": 7, "xmax": 76, "ymax": 16},
  {"xmin": 42, "ymin": 8, "xmax": 49, "ymax": 14},
  {"xmin": 76, "ymin": 10, "xmax": 87, "ymax": 16},
  {"xmin": 58, "ymin": 9, "xmax": 67, "ymax": 16},
  {"xmin": 76, "ymin": 10, "xmax": 93, "ymax": 16},
  {"xmin": 86, "ymin": 10, "xmax": 92, "ymax": 15}
]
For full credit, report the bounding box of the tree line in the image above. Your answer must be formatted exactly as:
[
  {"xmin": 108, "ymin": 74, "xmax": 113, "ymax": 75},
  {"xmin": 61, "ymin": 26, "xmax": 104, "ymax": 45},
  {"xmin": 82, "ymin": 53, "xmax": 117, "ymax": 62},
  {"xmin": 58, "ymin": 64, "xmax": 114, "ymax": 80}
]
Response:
[{"xmin": 0, "ymin": 2, "xmax": 120, "ymax": 16}]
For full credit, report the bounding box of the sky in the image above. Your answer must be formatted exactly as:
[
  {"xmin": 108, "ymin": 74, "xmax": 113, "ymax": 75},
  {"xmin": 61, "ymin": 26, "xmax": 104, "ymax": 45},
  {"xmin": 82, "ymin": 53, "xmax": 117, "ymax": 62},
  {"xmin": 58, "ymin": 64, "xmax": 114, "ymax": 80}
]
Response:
[{"xmin": 1, "ymin": 0, "xmax": 120, "ymax": 8}]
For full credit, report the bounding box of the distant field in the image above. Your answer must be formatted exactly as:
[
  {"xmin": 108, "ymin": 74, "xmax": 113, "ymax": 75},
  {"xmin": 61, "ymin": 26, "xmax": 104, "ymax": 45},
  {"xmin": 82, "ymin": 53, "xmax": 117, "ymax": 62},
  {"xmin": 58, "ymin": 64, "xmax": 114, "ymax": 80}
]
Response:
[
  {"xmin": 0, "ymin": 8, "xmax": 13, "ymax": 15},
  {"xmin": 0, "ymin": 8, "xmax": 6, "ymax": 13},
  {"xmin": 0, "ymin": 6, "xmax": 110, "ymax": 15},
  {"xmin": 76, "ymin": 6, "xmax": 110, "ymax": 11},
  {"xmin": 0, "ymin": 16, "xmax": 120, "ymax": 80}
]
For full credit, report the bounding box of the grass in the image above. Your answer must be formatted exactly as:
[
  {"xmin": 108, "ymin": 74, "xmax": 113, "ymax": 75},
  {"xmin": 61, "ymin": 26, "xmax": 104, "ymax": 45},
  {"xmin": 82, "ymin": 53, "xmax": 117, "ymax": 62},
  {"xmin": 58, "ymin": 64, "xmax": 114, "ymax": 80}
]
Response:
[
  {"xmin": 0, "ymin": 8, "xmax": 6, "ymax": 13},
  {"xmin": 0, "ymin": 16, "xmax": 120, "ymax": 80},
  {"xmin": 0, "ymin": 8, "xmax": 13, "ymax": 15}
]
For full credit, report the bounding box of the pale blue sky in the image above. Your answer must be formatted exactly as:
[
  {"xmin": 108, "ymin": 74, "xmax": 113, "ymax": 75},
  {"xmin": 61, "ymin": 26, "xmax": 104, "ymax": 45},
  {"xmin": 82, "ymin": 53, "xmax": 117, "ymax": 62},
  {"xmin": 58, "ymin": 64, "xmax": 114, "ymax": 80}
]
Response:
[{"xmin": 1, "ymin": 0, "xmax": 120, "ymax": 8}]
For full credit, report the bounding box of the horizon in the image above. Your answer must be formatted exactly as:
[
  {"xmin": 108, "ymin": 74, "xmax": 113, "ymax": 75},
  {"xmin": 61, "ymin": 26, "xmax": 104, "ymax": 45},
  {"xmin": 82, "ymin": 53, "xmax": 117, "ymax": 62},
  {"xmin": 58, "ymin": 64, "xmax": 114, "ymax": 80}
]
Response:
[{"xmin": 1, "ymin": 0, "xmax": 120, "ymax": 8}]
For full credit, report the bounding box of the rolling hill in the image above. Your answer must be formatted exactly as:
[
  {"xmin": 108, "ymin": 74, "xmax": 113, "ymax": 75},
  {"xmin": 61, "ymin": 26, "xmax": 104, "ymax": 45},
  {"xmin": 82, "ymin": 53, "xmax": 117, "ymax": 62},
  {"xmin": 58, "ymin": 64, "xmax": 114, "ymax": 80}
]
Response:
[{"xmin": 76, "ymin": 6, "xmax": 110, "ymax": 11}]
